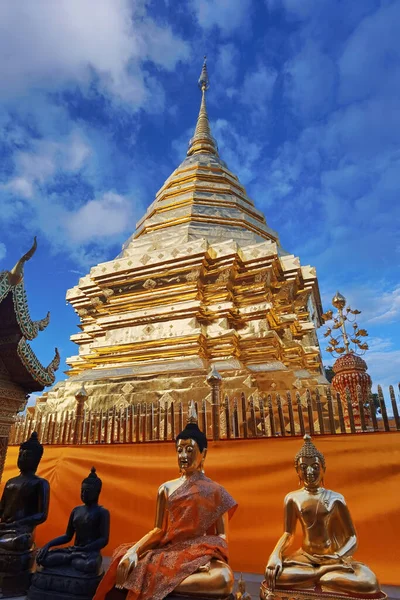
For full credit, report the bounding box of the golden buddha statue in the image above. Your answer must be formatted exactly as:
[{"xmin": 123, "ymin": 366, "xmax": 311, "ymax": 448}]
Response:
[
  {"xmin": 94, "ymin": 403, "xmax": 237, "ymax": 600},
  {"xmin": 261, "ymin": 435, "xmax": 386, "ymax": 600},
  {"xmin": 235, "ymin": 573, "xmax": 251, "ymax": 599}
]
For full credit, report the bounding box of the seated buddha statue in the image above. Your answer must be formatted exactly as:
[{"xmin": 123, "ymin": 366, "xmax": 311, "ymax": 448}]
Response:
[
  {"xmin": 94, "ymin": 404, "xmax": 237, "ymax": 600},
  {"xmin": 235, "ymin": 573, "xmax": 251, "ymax": 599},
  {"xmin": 262, "ymin": 435, "xmax": 385, "ymax": 599},
  {"xmin": 0, "ymin": 431, "xmax": 49, "ymax": 596},
  {"xmin": 28, "ymin": 467, "xmax": 110, "ymax": 600}
]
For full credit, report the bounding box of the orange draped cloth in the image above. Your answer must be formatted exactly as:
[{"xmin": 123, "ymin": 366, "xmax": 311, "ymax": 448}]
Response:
[
  {"xmin": 2, "ymin": 434, "xmax": 400, "ymax": 584},
  {"xmin": 94, "ymin": 471, "xmax": 237, "ymax": 600}
]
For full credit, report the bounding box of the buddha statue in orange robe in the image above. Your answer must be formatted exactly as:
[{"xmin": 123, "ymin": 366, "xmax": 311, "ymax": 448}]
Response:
[
  {"xmin": 262, "ymin": 435, "xmax": 385, "ymax": 599},
  {"xmin": 94, "ymin": 406, "xmax": 237, "ymax": 600}
]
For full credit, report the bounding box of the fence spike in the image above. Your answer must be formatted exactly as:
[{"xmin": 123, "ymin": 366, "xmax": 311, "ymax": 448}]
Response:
[{"xmin": 389, "ymin": 385, "xmax": 400, "ymax": 430}]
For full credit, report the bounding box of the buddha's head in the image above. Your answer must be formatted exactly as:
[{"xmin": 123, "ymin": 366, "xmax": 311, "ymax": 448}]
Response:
[
  {"xmin": 175, "ymin": 422, "xmax": 207, "ymax": 476},
  {"xmin": 295, "ymin": 435, "xmax": 326, "ymax": 490},
  {"xmin": 18, "ymin": 431, "xmax": 43, "ymax": 474},
  {"xmin": 81, "ymin": 467, "xmax": 102, "ymax": 505}
]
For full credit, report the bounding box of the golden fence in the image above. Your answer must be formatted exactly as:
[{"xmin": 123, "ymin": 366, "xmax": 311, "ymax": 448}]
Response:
[{"xmin": 9, "ymin": 383, "xmax": 400, "ymax": 446}]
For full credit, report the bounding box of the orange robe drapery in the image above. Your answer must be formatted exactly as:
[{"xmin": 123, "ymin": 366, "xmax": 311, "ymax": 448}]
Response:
[{"xmin": 94, "ymin": 471, "xmax": 237, "ymax": 600}]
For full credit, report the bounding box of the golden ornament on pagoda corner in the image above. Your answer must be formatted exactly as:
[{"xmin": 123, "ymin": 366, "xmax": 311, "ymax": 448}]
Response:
[
  {"xmin": 261, "ymin": 435, "xmax": 386, "ymax": 600},
  {"xmin": 322, "ymin": 292, "xmax": 371, "ymax": 429}
]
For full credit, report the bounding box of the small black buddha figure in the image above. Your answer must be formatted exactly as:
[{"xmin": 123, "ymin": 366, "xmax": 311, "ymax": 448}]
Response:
[
  {"xmin": 0, "ymin": 431, "xmax": 50, "ymax": 596},
  {"xmin": 28, "ymin": 467, "xmax": 110, "ymax": 600}
]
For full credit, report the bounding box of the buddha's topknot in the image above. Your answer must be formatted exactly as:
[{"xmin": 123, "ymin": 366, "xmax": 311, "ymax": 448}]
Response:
[{"xmin": 294, "ymin": 435, "xmax": 326, "ymax": 469}]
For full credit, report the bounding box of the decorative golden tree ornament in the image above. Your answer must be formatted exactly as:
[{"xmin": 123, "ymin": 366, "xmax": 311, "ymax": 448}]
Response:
[{"xmin": 323, "ymin": 292, "xmax": 371, "ymax": 430}]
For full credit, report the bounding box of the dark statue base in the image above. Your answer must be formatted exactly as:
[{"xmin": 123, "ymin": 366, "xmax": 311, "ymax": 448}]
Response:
[
  {"xmin": 28, "ymin": 565, "xmax": 103, "ymax": 600},
  {"xmin": 260, "ymin": 581, "xmax": 388, "ymax": 600},
  {"xmin": 105, "ymin": 588, "xmax": 234, "ymax": 600},
  {"xmin": 0, "ymin": 548, "xmax": 35, "ymax": 597}
]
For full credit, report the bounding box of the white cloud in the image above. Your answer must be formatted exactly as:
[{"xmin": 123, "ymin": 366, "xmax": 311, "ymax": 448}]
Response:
[
  {"xmin": 241, "ymin": 65, "xmax": 277, "ymax": 110},
  {"xmin": 0, "ymin": 0, "xmax": 190, "ymax": 106},
  {"xmin": 192, "ymin": 0, "xmax": 252, "ymax": 35},
  {"xmin": 0, "ymin": 243, "xmax": 6, "ymax": 261},
  {"xmin": 7, "ymin": 131, "xmax": 91, "ymax": 197},
  {"xmin": 215, "ymin": 43, "xmax": 240, "ymax": 85},
  {"xmin": 339, "ymin": 1, "xmax": 400, "ymax": 104},
  {"xmin": 213, "ymin": 118, "xmax": 262, "ymax": 185},
  {"xmin": 66, "ymin": 192, "xmax": 133, "ymax": 243},
  {"xmin": 284, "ymin": 40, "xmax": 336, "ymax": 119},
  {"xmin": 361, "ymin": 286, "xmax": 400, "ymax": 325}
]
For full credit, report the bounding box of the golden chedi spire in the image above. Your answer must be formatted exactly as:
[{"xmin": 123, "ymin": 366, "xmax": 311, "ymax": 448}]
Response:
[{"xmin": 187, "ymin": 56, "xmax": 219, "ymax": 157}]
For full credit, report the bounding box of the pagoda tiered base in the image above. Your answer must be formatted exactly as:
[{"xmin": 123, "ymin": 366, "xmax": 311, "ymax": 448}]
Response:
[{"xmin": 260, "ymin": 582, "xmax": 387, "ymax": 600}]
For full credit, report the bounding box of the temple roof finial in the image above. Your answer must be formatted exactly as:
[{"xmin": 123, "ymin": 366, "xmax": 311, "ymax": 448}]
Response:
[
  {"xmin": 187, "ymin": 57, "xmax": 218, "ymax": 157},
  {"xmin": 8, "ymin": 237, "xmax": 37, "ymax": 286}
]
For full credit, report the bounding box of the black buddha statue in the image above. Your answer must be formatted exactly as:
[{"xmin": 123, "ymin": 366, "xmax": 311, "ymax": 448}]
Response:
[
  {"xmin": 0, "ymin": 431, "xmax": 50, "ymax": 597},
  {"xmin": 28, "ymin": 467, "xmax": 110, "ymax": 600}
]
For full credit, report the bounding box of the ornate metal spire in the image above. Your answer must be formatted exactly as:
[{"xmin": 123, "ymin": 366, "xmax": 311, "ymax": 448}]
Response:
[
  {"xmin": 187, "ymin": 400, "xmax": 198, "ymax": 424},
  {"xmin": 187, "ymin": 56, "xmax": 219, "ymax": 157}
]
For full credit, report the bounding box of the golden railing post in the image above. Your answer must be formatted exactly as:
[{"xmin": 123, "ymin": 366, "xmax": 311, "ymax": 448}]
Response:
[
  {"xmin": 201, "ymin": 399, "xmax": 207, "ymax": 434},
  {"xmin": 356, "ymin": 384, "xmax": 367, "ymax": 432},
  {"xmin": 377, "ymin": 385, "xmax": 390, "ymax": 431},
  {"xmin": 316, "ymin": 389, "xmax": 325, "ymax": 435},
  {"xmin": 259, "ymin": 397, "xmax": 267, "ymax": 436},
  {"xmin": 276, "ymin": 393, "xmax": 285, "ymax": 437},
  {"xmin": 390, "ymin": 385, "xmax": 400, "ymax": 430},
  {"xmin": 306, "ymin": 389, "xmax": 315, "ymax": 436},
  {"xmin": 345, "ymin": 388, "xmax": 356, "ymax": 433},
  {"xmin": 224, "ymin": 396, "xmax": 231, "ymax": 439},
  {"xmin": 326, "ymin": 388, "xmax": 336, "ymax": 434},
  {"xmin": 233, "ymin": 398, "xmax": 239, "ymax": 438},
  {"xmin": 240, "ymin": 392, "xmax": 248, "ymax": 439},
  {"xmin": 207, "ymin": 365, "xmax": 222, "ymax": 441},
  {"xmin": 249, "ymin": 396, "xmax": 257, "ymax": 437},
  {"xmin": 296, "ymin": 392, "xmax": 305, "ymax": 436},
  {"xmin": 178, "ymin": 401, "xmax": 183, "ymax": 434},
  {"xmin": 73, "ymin": 384, "xmax": 88, "ymax": 445},
  {"xmin": 286, "ymin": 391, "xmax": 295, "ymax": 436},
  {"xmin": 268, "ymin": 394, "xmax": 276, "ymax": 436},
  {"xmin": 368, "ymin": 391, "xmax": 379, "ymax": 432},
  {"xmin": 336, "ymin": 392, "xmax": 346, "ymax": 434}
]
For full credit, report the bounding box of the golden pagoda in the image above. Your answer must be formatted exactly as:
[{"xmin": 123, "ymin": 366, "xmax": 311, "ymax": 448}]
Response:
[{"xmin": 38, "ymin": 59, "xmax": 325, "ymax": 413}]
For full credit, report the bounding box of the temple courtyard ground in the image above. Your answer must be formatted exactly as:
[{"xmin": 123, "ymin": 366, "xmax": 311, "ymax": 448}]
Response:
[{"xmin": 7, "ymin": 572, "xmax": 400, "ymax": 600}]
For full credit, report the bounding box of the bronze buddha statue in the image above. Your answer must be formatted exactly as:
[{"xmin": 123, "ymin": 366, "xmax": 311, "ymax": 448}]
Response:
[
  {"xmin": 28, "ymin": 467, "xmax": 110, "ymax": 600},
  {"xmin": 261, "ymin": 435, "xmax": 386, "ymax": 600},
  {"xmin": 0, "ymin": 431, "xmax": 49, "ymax": 596},
  {"xmin": 94, "ymin": 403, "xmax": 237, "ymax": 600},
  {"xmin": 235, "ymin": 573, "xmax": 251, "ymax": 599}
]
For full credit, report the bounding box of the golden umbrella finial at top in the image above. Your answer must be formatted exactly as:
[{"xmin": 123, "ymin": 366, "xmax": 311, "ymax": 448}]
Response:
[{"xmin": 187, "ymin": 56, "xmax": 218, "ymax": 157}]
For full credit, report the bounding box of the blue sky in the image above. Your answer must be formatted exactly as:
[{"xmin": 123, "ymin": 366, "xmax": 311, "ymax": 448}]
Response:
[{"xmin": 0, "ymin": 0, "xmax": 399, "ymax": 394}]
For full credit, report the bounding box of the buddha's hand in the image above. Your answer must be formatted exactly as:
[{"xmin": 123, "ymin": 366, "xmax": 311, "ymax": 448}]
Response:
[
  {"xmin": 36, "ymin": 544, "xmax": 50, "ymax": 565},
  {"xmin": 116, "ymin": 548, "xmax": 139, "ymax": 589},
  {"xmin": 265, "ymin": 554, "xmax": 282, "ymax": 590}
]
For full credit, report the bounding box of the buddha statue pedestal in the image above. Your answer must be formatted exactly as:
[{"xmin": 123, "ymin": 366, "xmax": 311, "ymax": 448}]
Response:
[
  {"xmin": 104, "ymin": 591, "xmax": 235, "ymax": 600},
  {"xmin": 29, "ymin": 563, "xmax": 104, "ymax": 600},
  {"xmin": 0, "ymin": 546, "xmax": 35, "ymax": 597},
  {"xmin": 28, "ymin": 467, "xmax": 109, "ymax": 600},
  {"xmin": 260, "ymin": 582, "xmax": 387, "ymax": 600}
]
